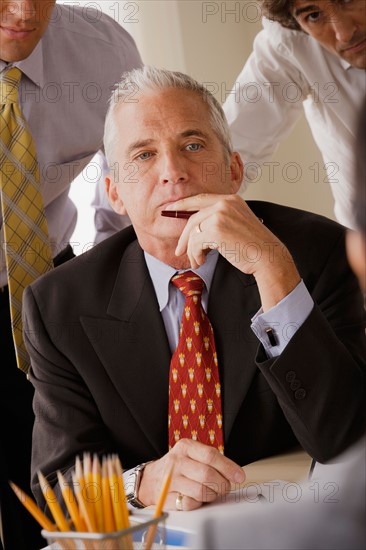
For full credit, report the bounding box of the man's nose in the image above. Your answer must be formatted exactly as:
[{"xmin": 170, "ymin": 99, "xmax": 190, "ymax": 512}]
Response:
[
  {"xmin": 331, "ymin": 10, "xmax": 358, "ymax": 44},
  {"xmin": 3, "ymin": 0, "xmax": 38, "ymax": 21},
  {"xmin": 160, "ymin": 153, "xmax": 189, "ymax": 185}
]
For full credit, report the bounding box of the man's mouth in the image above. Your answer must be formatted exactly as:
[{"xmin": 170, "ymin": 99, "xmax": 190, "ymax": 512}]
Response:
[
  {"xmin": 0, "ymin": 26, "xmax": 36, "ymax": 39},
  {"xmin": 340, "ymin": 37, "xmax": 366, "ymax": 54}
]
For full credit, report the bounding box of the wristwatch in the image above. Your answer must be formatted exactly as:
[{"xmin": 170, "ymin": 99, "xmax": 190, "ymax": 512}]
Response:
[{"xmin": 125, "ymin": 461, "xmax": 153, "ymax": 508}]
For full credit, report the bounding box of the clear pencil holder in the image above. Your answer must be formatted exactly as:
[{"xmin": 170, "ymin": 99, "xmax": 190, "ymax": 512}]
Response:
[{"xmin": 42, "ymin": 511, "xmax": 168, "ymax": 550}]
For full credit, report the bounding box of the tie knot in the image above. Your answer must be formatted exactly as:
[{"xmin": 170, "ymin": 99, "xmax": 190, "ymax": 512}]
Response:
[
  {"xmin": 0, "ymin": 67, "xmax": 22, "ymax": 104},
  {"xmin": 171, "ymin": 271, "xmax": 205, "ymax": 297}
]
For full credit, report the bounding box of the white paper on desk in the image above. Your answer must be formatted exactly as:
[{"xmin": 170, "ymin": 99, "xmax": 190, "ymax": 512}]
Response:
[
  {"xmin": 216, "ymin": 481, "xmax": 268, "ymax": 506},
  {"xmin": 185, "ymin": 480, "xmax": 309, "ymax": 550},
  {"xmin": 165, "ymin": 481, "xmax": 281, "ymax": 534},
  {"xmin": 230, "ymin": 478, "xmax": 304, "ymax": 506}
]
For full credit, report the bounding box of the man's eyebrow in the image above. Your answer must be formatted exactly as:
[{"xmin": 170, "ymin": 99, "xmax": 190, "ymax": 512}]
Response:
[
  {"xmin": 293, "ymin": 4, "xmax": 319, "ymax": 18},
  {"xmin": 180, "ymin": 129, "xmax": 209, "ymax": 140},
  {"xmin": 127, "ymin": 139, "xmax": 154, "ymax": 156}
]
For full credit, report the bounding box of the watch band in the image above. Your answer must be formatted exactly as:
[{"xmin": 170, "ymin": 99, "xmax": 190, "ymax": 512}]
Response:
[{"xmin": 125, "ymin": 461, "xmax": 153, "ymax": 508}]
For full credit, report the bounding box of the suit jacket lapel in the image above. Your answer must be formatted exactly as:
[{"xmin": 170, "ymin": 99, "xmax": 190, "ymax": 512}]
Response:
[
  {"xmin": 81, "ymin": 241, "xmax": 170, "ymax": 457},
  {"xmin": 209, "ymin": 257, "xmax": 261, "ymax": 441},
  {"xmin": 81, "ymin": 241, "xmax": 263, "ymax": 454}
]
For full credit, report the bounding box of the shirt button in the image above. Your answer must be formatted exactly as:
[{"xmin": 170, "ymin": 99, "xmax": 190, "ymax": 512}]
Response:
[
  {"xmin": 290, "ymin": 380, "xmax": 301, "ymax": 391},
  {"xmin": 295, "ymin": 388, "xmax": 306, "ymax": 400}
]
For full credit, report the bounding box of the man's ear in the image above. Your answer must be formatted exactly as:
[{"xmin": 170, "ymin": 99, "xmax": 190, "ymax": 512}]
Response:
[
  {"xmin": 105, "ymin": 175, "xmax": 127, "ymax": 215},
  {"xmin": 229, "ymin": 152, "xmax": 244, "ymax": 194}
]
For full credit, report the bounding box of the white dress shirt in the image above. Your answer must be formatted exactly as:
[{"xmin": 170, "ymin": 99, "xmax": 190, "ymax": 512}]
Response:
[
  {"xmin": 223, "ymin": 17, "xmax": 366, "ymax": 229},
  {"xmin": 0, "ymin": 4, "xmax": 142, "ymax": 286}
]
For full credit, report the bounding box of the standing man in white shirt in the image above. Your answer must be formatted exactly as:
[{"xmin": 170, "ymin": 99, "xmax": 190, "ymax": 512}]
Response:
[
  {"xmin": 223, "ymin": 0, "xmax": 366, "ymax": 229},
  {"xmin": 0, "ymin": 1, "xmax": 142, "ymax": 548}
]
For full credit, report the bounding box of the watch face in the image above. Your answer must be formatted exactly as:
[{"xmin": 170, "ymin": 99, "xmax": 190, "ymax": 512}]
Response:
[
  {"xmin": 125, "ymin": 470, "xmax": 145, "ymax": 507},
  {"xmin": 125, "ymin": 472, "xmax": 138, "ymax": 499},
  {"xmin": 125, "ymin": 462, "xmax": 152, "ymax": 508}
]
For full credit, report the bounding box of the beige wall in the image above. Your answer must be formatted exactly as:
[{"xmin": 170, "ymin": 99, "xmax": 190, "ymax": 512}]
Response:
[{"xmin": 125, "ymin": 0, "xmax": 335, "ymax": 221}]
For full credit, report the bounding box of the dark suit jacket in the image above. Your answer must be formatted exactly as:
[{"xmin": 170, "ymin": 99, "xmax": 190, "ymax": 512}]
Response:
[{"xmin": 23, "ymin": 201, "xmax": 366, "ymax": 508}]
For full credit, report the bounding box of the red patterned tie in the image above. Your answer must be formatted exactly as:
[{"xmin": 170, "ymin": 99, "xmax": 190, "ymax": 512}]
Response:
[{"xmin": 168, "ymin": 271, "xmax": 224, "ymax": 453}]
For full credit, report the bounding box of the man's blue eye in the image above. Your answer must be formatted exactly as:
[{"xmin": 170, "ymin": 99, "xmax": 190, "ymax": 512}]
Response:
[
  {"xmin": 186, "ymin": 143, "xmax": 202, "ymax": 151},
  {"xmin": 138, "ymin": 152, "xmax": 151, "ymax": 160}
]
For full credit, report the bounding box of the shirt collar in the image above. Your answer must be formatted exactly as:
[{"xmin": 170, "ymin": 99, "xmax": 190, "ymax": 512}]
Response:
[
  {"xmin": 339, "ymin": 56, "xmax": 353, "ymax": 71},
  {"xmin": 144, "ymin": 250, "xmax": 219, "ymax": 312},
  {"xmin": 17, "ymin": 39, "xmax": 44, "ymax": 87},
  {"xmin": 0, "ymin": 25, "xmax": 45, "ymax": 87}
]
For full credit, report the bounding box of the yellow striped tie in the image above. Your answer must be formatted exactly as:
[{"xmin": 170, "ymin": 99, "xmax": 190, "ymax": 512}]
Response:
[{"xmin": 0, "ymin": 67, "xmax": 53, "ymax": 373}]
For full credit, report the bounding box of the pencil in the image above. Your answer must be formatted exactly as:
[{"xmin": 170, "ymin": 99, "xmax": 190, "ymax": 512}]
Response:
[
  {"xmin": 107, "ymin": 456, "xmax": 125, "ymax": 531},
  {"xmin": 83, "ymin": 452, "xmax": 97, "ymax": 528},
  {"xmin": 92, "ymin": 454, "xmax": 104, "ymax": 533},
  {"xmin": 113, "ymin": 454, "xmax": 133, "ymax": 549},
  {"xmin": 161, "ymin": 210, "xmax": 199, "ymax": 219},
  {"xmin": 9, "ymin": 481, "xmax": 56, "ymax": 532},
  {"xmin": 72, "ymin": 471, "xmax": 97, "ymax": 533},
  {"xmin": 37, "ymin": 471, "xmax": 70, "ymax": 532},
  {"xmin": 101, "ymin": 456, "xmax": 116, "ymax": 533},
  {"xmin": 144, "ymin": 464, "xmax": 174, "ymax": 550},
  {"xmin": 113, "ymin": 454, "xmax": 130, "ymax": 529},
  {"xmin": 57, "ymin": 470, "xmax": 85, "ymax": 532},
  {"xmin": 75, "ymin": 456, "xmax": 98, "ymax": 532}
]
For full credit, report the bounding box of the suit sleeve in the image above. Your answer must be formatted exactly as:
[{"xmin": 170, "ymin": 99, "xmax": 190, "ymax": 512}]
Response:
[
  {"xmin": 22, "ymin": 285, "xmax": 114, "ymax": 510},
  {"xmin": 255, "ymin": 232, "xmax": 366, "ymax": 462}
]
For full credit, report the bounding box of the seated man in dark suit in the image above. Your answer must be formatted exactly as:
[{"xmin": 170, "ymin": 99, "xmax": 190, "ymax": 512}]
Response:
[{"xmin": 23, "ymin": 67, "xmax": 366, "ymax": 514}]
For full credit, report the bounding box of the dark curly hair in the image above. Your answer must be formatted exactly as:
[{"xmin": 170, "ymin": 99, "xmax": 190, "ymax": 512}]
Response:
[{"xmin": 259, "ymin": 0, "xmax": 301, "ymax": 30}]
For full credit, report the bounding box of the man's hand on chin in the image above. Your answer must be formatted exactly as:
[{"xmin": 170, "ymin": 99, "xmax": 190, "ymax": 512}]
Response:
[{"xmin": 167, "ymin": 194, "xmax": 301, "ymax": 311}]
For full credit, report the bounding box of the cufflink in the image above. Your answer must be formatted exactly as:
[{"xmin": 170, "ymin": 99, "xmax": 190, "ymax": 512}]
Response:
[{"xmin": 265, "ymin": 327, "xmax": 277, "ymax": 347}]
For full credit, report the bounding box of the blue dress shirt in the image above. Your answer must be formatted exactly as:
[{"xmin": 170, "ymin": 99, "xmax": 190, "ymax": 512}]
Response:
[{"xmin": 144, "ymin": 251, "xmax": 314, "ymax": 358}]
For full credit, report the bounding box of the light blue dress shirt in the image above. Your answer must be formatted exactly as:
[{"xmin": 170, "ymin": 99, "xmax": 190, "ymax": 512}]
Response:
[{"xmin": 144, "ymin": 251, "xmax": 314, "ymax": 358}]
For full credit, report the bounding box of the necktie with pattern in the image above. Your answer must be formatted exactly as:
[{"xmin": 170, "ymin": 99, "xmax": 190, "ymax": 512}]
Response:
[
  {"xmin": 168, "ymin": 271, "xmax": 224, "ymax": 453},
  {"xmin": 0, "ymin": 67, "xmax": 53, "ymax": 373}
]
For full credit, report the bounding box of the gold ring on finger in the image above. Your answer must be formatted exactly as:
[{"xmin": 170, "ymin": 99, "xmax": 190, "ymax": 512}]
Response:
[{"xmin": 175, "ymin": 492, "xmax": 184, "ymax": 511}]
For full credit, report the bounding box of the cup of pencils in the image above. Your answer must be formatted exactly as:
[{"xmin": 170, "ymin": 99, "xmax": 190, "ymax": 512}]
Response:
[
  {"xmin": 10, "ymin": 453, "xmax": 172, "ymax": 550},
  {"xmin": 41, "ymin": 510, "xmax": 168, "ymax": 550}
]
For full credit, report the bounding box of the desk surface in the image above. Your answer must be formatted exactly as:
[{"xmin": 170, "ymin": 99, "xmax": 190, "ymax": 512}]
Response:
[{"xmin": 241, "ymin": 446, "xmax": 312, "ymax": 485}]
